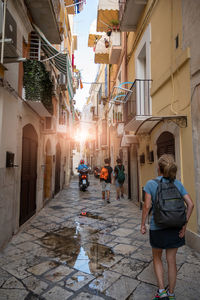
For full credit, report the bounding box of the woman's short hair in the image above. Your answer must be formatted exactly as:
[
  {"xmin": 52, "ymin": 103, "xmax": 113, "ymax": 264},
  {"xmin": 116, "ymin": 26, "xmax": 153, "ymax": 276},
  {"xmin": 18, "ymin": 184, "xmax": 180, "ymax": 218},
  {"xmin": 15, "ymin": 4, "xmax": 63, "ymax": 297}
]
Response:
[{"xmin": 158, "ymin": 154, "xmax": 177, "ymax": 180}]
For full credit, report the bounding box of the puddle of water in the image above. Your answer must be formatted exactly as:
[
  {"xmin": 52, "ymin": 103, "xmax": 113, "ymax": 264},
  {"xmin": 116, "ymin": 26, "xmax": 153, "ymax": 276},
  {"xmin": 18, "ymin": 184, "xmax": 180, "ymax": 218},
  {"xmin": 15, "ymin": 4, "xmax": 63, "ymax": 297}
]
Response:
[
  {"xmin": 50, "ymin": 205, "xmax": 64, "ymax": 210},
  {"xmin": 40, "ymin": 225, "xmax": 115, "ymax": 275},
  {"xmin": 80, "ymin": 212, "xmax": 104, "ymax": 221}
]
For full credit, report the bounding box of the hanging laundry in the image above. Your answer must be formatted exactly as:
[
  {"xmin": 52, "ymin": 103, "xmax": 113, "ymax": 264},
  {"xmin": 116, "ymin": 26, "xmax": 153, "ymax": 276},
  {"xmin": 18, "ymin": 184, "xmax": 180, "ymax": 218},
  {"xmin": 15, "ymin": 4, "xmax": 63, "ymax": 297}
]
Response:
[
  {"xmin": 75, "ymin": 0, "xmax": 80, "ymax": 14},
  {"xmin": 80, "ymin": 79, "xmax": 83, "ymax": 89}
]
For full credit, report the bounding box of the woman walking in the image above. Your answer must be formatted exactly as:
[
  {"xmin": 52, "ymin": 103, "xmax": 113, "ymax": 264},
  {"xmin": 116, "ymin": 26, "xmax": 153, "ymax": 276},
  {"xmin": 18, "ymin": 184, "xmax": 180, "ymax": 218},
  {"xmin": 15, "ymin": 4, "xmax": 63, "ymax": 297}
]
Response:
[{"xmin": 140, "ymin": 154, "xmax": 194, "ymax": 300}]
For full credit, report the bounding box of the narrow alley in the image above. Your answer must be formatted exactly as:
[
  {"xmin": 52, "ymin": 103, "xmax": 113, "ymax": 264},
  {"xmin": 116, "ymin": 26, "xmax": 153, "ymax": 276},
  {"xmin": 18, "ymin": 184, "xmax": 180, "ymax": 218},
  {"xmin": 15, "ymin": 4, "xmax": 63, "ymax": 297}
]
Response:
[{"xmin": 0, "ymin": 176, "xmax": 199, "ymax": 300}]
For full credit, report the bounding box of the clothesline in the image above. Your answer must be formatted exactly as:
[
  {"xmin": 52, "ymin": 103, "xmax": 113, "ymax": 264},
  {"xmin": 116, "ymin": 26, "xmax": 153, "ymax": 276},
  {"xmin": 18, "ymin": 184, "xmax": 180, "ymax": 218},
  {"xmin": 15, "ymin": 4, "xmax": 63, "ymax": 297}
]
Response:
[{"xmin": 65, "ymin": 1, "xmax": 85, "ymax": 9}]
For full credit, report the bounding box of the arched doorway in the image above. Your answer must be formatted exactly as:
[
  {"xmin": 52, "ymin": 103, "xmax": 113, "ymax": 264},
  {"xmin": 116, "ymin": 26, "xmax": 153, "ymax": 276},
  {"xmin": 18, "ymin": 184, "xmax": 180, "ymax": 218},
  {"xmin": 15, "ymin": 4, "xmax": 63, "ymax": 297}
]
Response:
[
  {"xmin": 43, "ymin": 140, "xmax": 52, "ymax": 201},
  {"xmin": 157, "ymin": 131, "xmax": 175, "ymax": 158},
  {"xmin": 20, "ymin": 124, "xmax": 38, "ymax": 226},
  {"xmin": 55, "ymin": 143, "xmax": 61, "ymax": 195}
]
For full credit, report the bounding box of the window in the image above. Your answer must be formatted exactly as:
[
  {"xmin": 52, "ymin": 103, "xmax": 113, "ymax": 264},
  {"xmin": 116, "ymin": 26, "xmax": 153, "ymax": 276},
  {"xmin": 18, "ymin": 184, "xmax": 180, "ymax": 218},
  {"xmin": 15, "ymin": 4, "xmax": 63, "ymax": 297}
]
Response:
[
  {"xmin": 157, "ymin": 131, "xmax": 175, "ymax": 158},
  {"xmin": 135, "ymin": 24, "xmax": 151, "ymax": 116},
  {"xmin": 29, "ymin": 31, "xmax": 40, "ymax": 60}
]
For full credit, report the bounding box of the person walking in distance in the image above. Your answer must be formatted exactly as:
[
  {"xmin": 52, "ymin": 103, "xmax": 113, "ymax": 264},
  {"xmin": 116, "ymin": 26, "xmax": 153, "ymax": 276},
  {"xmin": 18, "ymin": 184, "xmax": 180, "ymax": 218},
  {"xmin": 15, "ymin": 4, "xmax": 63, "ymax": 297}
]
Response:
[
  {"xmin": 114, "ymin": 158, "xmax": 125, "ymax": 200},
  {"xmin": 140, "ymin": 154, "xmax": 194, "ymax": 300},
  {"xmin": 100, "ymin": 158, "xmax": 113, "ymax": 203}
]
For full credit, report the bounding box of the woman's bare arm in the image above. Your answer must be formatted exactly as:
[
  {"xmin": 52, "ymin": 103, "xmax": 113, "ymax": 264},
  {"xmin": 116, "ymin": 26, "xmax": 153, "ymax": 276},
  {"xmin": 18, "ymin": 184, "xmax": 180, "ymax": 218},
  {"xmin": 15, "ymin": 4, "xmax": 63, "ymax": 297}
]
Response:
[
  {"xmin": 179, "ymin": 193, "xmax": 194, "ymax": 238},
  {"xmin": 141, "ymin": 192, "xmax": 152, "ymax": 234}
]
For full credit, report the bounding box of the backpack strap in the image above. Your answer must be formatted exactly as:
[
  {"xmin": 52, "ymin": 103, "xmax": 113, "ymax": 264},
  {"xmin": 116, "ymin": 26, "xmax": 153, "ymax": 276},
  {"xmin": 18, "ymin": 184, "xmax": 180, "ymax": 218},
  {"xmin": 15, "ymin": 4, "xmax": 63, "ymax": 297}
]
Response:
[
  {"xmin": 148, "ymin": 179, "xmax": 160, "ymax": 219},
  {"xmin": 153, "ymin": 178, "xmax": 160, "ymax": 184},
  {"xmin": 116, "ymin": 165, "xmax": 124, "ymax": 172}
]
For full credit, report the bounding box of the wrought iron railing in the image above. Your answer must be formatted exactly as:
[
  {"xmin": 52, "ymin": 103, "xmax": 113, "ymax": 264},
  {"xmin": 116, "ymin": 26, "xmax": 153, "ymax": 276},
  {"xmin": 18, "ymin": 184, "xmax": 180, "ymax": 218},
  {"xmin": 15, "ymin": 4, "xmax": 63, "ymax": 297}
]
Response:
[{"xmin": 124, "ymin": 79, "xmax": 152, "ymax": 123}]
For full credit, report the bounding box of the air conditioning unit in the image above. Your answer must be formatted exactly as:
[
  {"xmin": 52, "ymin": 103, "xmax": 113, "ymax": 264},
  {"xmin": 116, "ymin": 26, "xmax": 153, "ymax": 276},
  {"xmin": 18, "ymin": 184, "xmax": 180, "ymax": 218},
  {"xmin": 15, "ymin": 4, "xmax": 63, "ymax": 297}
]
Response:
[
  {"xmin": 58, "ymin": 73, "xmax": 67, "ymax": 91},
  {"xmin": 0, "ymin": 6, "xmax": 18, "ymax": 59}
]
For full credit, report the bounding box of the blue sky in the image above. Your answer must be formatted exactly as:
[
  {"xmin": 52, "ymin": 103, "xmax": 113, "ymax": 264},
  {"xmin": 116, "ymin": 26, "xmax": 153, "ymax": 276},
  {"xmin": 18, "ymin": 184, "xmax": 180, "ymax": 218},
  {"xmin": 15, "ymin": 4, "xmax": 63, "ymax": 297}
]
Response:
[{"xmin": 73, "ymin": 0, "xmax": 99, "ymax": 110}]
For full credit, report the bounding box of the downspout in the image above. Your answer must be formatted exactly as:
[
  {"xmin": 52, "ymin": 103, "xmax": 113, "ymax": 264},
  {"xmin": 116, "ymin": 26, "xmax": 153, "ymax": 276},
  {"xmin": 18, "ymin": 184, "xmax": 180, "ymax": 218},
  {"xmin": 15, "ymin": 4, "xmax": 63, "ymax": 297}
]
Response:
[{"xmin": 1, "ymin": 0, "xmax": 7, "ymax": 64}]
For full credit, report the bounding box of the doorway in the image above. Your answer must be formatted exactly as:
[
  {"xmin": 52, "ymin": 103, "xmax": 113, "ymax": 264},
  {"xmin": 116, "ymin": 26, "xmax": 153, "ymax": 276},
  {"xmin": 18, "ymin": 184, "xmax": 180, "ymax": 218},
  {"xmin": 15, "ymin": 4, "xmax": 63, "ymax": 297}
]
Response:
[
  {"xmin": 20, "ymin": 124, "xmax": 38, "ymax": 226},
  {"xmin": 55, "ymin": 143, "xmax": 61, "ymax": 194},
  {"xmin": 43, "ymin": 140, "xmax": 52, "ymax": 201}
]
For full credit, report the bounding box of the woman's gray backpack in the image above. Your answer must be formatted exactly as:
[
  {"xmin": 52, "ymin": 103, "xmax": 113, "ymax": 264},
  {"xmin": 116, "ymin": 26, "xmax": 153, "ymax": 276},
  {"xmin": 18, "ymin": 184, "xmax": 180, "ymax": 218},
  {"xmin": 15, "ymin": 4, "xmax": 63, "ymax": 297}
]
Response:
[{"xmin": 153, "ymin": 178, "xmax": 187, "ymax": 228}]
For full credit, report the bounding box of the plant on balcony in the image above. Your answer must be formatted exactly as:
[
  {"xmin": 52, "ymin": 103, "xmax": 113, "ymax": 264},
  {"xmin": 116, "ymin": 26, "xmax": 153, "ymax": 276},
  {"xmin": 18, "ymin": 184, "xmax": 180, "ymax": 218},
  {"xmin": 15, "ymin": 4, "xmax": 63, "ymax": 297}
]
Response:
[
  {"xmin": 23, "ymin": 59, "xmax": 53, "ymax": 114},
  {"xmin": 110, "ymin": 19, "xmax": 120, "ymax": 31}
]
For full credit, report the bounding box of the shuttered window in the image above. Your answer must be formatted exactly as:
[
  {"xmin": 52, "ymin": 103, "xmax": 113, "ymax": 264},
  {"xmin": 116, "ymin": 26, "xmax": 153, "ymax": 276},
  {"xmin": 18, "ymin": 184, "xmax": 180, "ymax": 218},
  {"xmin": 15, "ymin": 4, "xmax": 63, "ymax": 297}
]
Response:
[{"xmin": 157, "ymin": 131, "xmax": 175, "ymax": 158}]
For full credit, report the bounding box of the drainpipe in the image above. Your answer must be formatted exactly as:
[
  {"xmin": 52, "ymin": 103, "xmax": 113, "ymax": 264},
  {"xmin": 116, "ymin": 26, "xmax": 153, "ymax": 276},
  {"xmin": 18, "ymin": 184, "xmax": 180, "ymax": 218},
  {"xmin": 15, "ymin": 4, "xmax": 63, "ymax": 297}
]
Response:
[{"xmin": 1, "ymin": 0, "xmax": 7, "ymax": 64}]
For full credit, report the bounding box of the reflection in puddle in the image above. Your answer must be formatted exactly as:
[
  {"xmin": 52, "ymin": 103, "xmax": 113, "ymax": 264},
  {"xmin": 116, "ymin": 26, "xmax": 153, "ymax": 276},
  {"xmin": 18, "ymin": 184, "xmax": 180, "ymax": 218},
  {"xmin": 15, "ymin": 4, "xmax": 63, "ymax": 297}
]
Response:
[{"xmin": 41, "ymin": 225, "xmax": 114, "ymax": 275}]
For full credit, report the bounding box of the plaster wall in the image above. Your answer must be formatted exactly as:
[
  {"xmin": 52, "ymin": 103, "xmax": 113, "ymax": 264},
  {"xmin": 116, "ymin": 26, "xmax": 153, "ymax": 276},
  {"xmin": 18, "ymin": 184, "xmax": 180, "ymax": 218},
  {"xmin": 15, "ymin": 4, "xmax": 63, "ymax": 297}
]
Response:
[
  {"xmin": 126, "ymin": 0, "xmax": 197, "ymax": 237},
  {"xmin": 182, "ymin": 0, "xmax": 200, "ymax": 234}
]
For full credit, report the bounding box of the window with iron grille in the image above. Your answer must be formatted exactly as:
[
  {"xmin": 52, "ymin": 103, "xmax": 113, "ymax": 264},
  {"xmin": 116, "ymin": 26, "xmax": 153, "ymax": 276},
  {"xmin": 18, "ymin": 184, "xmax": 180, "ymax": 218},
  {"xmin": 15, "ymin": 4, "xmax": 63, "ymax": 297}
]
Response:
[
  {"xmin": 29, "ymin": 31, "xmax": 40, "ymax": 60},
  {"xmin": 157, "ymin": 131, "xmax": 175, "ymax": 158}
]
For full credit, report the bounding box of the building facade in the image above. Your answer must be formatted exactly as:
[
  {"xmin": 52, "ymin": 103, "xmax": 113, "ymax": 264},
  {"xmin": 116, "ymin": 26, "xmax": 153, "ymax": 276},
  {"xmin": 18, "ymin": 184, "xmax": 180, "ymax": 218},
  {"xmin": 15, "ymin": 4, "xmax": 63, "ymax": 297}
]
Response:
[
  {"xmin": 0, "ymin": 0, "xmax": 80, "ymax": 249},
  {"xmin": 87, "ymin": 0, "xmax": 200, "ymax": 251}
]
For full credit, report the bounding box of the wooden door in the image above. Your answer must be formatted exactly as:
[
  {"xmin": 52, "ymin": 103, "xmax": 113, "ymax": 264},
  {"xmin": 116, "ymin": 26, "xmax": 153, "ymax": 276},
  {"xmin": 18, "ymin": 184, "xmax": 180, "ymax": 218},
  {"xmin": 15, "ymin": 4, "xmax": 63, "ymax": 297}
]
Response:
[
  {"xmin": 44, "ymin": 155, "xmax": 52, "ymax": 200},
  {"xmin": 20, "ymin": 124, "xmax": 37, "ymax": 226},
  {"xmin": 55, "ymin": 143, "xmax": 61, "ymax": 194}
]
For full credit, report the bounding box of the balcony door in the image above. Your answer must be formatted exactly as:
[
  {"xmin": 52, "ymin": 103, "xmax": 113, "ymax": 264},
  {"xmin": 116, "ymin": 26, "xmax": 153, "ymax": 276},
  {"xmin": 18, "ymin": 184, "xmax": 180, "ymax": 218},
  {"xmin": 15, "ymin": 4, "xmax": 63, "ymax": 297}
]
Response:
[
  {"xmin": 20, "ymin": 124, "xmax": 38, "ymax": 226},
  {"xmin": 135, "ymin": 24, "xmax": 151, "ymax": 116}
]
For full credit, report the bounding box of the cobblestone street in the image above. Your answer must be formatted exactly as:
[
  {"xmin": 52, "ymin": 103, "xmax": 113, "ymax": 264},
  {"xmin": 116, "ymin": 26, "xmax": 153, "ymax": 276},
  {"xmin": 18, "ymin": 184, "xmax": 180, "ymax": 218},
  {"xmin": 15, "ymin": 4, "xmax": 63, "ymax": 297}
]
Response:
[{"xmin": 0, "ymin": 176, "xmax": 199, "ymax": 300}]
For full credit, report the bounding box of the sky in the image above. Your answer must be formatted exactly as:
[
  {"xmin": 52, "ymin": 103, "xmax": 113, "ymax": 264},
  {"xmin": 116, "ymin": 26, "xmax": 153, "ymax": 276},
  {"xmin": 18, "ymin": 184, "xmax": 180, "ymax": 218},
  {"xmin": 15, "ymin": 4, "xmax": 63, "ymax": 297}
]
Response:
[{"xmin": 73, "ymin": 0, "xmax": 99, "ymax": 111}]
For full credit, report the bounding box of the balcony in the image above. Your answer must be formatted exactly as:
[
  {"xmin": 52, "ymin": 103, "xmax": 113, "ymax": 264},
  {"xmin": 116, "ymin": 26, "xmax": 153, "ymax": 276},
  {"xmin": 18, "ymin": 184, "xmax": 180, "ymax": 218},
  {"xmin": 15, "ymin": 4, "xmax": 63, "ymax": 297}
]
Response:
[
  {"xmin": 124, "ymin": 79, "xmax": 152, "ymax": 133},
  {"xmin": 124, "ymin": 79, "xmax": 187, "ymax": 134},
  {"xmin": 24, "ymin": 0, "xmax": 61, "ymax": 43},
  {"xmin": 23, "ymin": 59, "xmax": 53, "ymax": 117},
  {"xmin": 109, "ymin": 31, "xmax": 122, "ymax": 64},
  {"xmin": 119, "ymin": 0, "xmax": 147, "ymax": 32}
]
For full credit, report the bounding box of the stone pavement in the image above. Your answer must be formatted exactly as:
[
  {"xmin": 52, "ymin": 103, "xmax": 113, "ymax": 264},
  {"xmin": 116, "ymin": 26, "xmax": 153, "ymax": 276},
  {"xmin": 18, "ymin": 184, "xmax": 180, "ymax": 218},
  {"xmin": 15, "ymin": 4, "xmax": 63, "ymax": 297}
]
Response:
[{"xmin": 0, "ymin": 177, "xmax": 200, "ymax": 300}]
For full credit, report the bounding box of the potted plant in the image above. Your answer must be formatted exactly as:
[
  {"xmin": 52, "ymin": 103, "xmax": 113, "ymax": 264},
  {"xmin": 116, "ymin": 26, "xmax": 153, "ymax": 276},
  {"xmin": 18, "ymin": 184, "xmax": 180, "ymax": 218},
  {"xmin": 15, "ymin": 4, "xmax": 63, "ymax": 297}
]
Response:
[{"xmin": 111, "ymin": 19, "xmax": 120, "ymax": 31}]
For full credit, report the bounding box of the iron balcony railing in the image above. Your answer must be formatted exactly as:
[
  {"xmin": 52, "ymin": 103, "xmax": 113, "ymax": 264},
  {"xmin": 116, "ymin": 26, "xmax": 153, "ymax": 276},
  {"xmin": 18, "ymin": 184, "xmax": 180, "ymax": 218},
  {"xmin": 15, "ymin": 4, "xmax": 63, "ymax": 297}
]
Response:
[{"xmin": 124, "ymin": 79, "xmax": 152, "ymax": 123}]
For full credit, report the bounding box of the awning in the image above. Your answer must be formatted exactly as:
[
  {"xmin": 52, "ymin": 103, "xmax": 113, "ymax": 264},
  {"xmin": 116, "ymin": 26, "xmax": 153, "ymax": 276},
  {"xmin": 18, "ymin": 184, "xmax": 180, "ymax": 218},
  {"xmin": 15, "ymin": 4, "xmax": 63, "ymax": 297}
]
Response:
[
  {"xmin": 33, "ymin": 24, "xmax": 74, "ymax": 100},
  {"xmin": 95, "ymin": 35, "xmax": 109, "ymax": 64},
  {"xmin": 88, "ymin": 19, "xmax": 102, "ymax": 47},
  {"xmin": 121, "ymin": 134, "xmax": 139, "ymax": 147},
  {"xmin": 97, "ymin": 0, "xmax": 119, "ymax": 32},
  {"xmin": 124, "ymin": 116, "xmax": 187, "ymax": 135}
]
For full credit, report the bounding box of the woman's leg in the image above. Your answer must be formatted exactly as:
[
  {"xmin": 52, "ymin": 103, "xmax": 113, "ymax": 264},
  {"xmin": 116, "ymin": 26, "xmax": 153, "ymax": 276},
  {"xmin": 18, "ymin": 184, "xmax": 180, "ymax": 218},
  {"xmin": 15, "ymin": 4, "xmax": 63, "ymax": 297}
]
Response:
[
  {"xmin": 152, "ymin": 248, "xmax": 165, "ymax": 289},
  {"xmin": 166, "ymin": 248, "xmax": 178, "ymax": 294},
  {"xmin": 116, "ymin": 181, "xmax": 120, "ymax": 199},
  {"xmin": 120, "ymin": 184, "xmax": 124, "ymax": 197}
]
